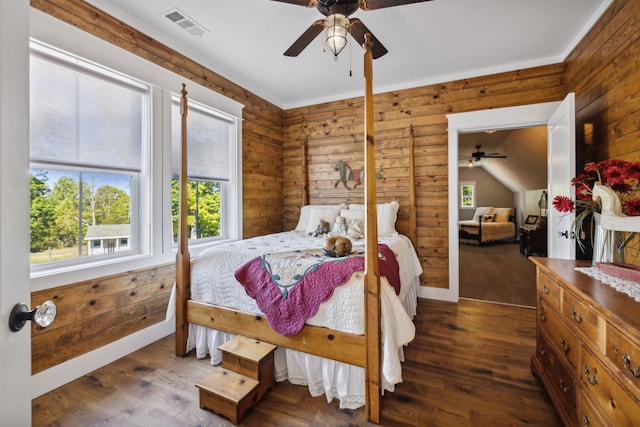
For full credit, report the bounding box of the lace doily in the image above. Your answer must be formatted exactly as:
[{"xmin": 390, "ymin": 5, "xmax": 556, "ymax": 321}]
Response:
[{"xmin": 575, "ymin": 266, "xmax": 640, "ymax": 302}]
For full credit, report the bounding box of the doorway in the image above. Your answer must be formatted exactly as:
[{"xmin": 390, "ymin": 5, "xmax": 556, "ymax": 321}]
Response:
[
  {"xmin": 457, "ymin": 127, "xmax": 547, "ymax": 307},
  {"xmin": 419, "ymin": 99, "xmax": 573, "ymax": 303}
]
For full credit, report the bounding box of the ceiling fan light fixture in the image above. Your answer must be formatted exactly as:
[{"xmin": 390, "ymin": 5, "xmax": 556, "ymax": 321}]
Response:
[
  {"xmin": 324, "ymin": 14, "xmax": 349, "ymax": 60},
  {"xmin": 467, "ymin": 159, "xmax": 474, "ymax": 167}
]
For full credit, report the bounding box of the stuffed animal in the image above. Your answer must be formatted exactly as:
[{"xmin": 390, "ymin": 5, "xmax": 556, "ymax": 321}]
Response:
[
  {"xmin": 334, "ymin": 237, "xmax": 352, "ymax": 256},
  {"xmin": 329, "ymin": 215, "xmax": 348, "ymax": 237},
  {"xmin": 310, "ymin": 219, "xmax": 331, "ymax": 237},
  {"xmin": 346, "ymin": 218, "xmax": 364, "ymax": 240},
  {"xmin": 323, "ymin": 236, "xmax": 352, "ymax": 257}
]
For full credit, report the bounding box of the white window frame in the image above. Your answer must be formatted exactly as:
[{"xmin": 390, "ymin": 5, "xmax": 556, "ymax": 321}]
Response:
[{"xmin": 30, "ymin": 10, "xmax": 244, "ymax": 292}]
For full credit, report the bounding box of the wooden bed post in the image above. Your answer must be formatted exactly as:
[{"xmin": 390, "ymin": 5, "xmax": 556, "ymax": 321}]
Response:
[
  {"xmin": 175, "ymin": 84, "xmax": 191, "ymax": 357},
  {"xmin": 409, "ymin": 125, "xmax": 417, "ymax": 248},
  {"xmin": 363, "ymin": 34, "xmax": 382, "ymax": 424},
  {"xmin": 302, "ymin": 137, "xmax": 309, "ymax": 206}
]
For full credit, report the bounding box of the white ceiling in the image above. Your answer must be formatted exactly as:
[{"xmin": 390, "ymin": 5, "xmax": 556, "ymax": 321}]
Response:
[{"xmin": 83, "ymin": 0, "xmax": 610, "ymax": 109}]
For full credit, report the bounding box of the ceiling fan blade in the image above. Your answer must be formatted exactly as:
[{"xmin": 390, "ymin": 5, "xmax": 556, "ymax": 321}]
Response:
[
  {"xmin": 485, "ymin": 155, "xmax": 508, "ymax": 158},
  {"xmin": 359, "ymin": 0, "xmax": 432, "ymax": 11},
  {"xmin": 349, "ymin": 18, "xmax": 388, "ymax": 59},
  {"xmin": 270, "ymin": 0, "xmax": 317, "ymax": 7},
  {"xmin": 284, "ymin": 20, "xmax": 325, "ymax": 57}
]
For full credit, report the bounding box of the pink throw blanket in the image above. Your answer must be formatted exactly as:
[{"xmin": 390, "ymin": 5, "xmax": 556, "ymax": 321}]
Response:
[{"xmin": 234, "ymin": 244, "xmax": 400, "ymax": 336}]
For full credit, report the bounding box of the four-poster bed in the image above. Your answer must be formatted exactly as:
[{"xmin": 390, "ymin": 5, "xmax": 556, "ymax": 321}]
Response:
[{"xmin": 174, "ymin": 37, "xmax": 418, "ymax": 423}]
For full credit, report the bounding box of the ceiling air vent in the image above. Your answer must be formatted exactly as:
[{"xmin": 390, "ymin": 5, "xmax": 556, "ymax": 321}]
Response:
[{"xmin": 162, "ymin": 7, "xmax": 209, "ymax": 37}]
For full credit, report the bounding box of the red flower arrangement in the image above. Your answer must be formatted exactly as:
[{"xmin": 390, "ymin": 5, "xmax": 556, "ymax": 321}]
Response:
[{"xmin": 552, "ymin": 159, "xmax": 640, "ymax": 251}]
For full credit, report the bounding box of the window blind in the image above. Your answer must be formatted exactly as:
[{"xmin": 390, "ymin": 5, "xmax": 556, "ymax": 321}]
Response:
[{"xmin": 171, "ymin": 98, "xmax": 233, "ymax": 182}]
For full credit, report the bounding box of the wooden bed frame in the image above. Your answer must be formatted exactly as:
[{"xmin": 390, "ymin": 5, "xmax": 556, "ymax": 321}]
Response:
[{"xmin": 174, "ymin": 37, "xmax": 415, "ymax": 423}]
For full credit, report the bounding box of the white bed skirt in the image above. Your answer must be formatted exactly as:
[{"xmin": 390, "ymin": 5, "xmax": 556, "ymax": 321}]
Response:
[{"xmin": 187, "ymin": 276, "xmax": 420, "ymax": 409}]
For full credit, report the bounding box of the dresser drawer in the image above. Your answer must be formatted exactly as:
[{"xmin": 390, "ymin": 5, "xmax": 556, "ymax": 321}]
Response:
[
  {"xmin": 562, "ymin": 290, "xmax": 598, "ymax": 349},
  {"xmin": 606, "ymin": 324, "xmax": 640, "ymax": 393},
  {"xmin": 577, "ymin": 388, "xmax": 608, "ymax": 427},
  {"xmin": 539, "ymin": 299, "xmax": 577, "ymax": 367},
  {"xmin": 537, "ymin": 328, "xmax": 576, "ymax": 416},
  {"xmin": 537, "ymin": 271, "xmax": 560, "ymax": 310},
  {"xmin": 580, "ymin": 345, "xmax": 640, "ymax": 427}
]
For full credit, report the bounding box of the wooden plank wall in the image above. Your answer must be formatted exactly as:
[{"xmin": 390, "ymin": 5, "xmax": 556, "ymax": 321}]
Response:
[
  {"xmin": 283, "ymin": 65, "xmax": 566, "ymax": 289},
  {"xmin": 30, "ymin": 0, "xmax": 284, "ymax": 372},
  {"xmin": 563, "ymin": 0, "xmax": 640, "ymax": 264},
  {"xmin": 31, "ymin": 264, "xmax": 174, "ymax": 374},
  {"xmin": 564, "ymin": 0, "xmax": 640, "ymax": 165}
]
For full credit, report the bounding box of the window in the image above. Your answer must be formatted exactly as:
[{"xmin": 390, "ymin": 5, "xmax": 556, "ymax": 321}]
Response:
[
  {"xmin": 170, "ymin": 96, "xmax": 235, "ymax": 244},
  {"xmin": 28, "ymin": 19, "xmax": 243, "ymax": 287},
  {"xmin": 29, "ymin": 42, "xmax": 149, "ymax": 268},
  {"xmin": 460, "ymin": 182, "xmax": 475, "ymax": 209}
]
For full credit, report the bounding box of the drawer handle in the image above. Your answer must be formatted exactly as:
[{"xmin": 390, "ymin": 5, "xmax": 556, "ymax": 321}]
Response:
[
  {"xmin": 583, "ymin": 415, "xmax": 590, "ymax": 426},
  {"xmin": 538, "ymin": 345, "xmax": 546, "ymax": 356},
  {"xmin": 623, "ymin": 354, "xmax": 640, "ymax": 378},
  {"xmin": 571, "ymin": 308, "xmax": 584, "ymax": 323},
  {"xmin": 583, "ymin": 365, "xmax": 598, "ymax": 385},
  {"xmin": 538, "ymin": 307, "xmax": 546, "ymax": 321},
  {"xmin": 560, "ymin": 337, "xmax": 570, "ymax": 354},
  {"xmin": 542, "ymin": 283, "xmax": 551, "ymax": 294},
  {"xmin": 558, "ymin": 377, "xmax": 569, "ymax": 393}
]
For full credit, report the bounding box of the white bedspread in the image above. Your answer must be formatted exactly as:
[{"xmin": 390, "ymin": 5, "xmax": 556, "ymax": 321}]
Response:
[{"xmin": 172, "ymin": 231, "xmax": 423, "ymax": 409}]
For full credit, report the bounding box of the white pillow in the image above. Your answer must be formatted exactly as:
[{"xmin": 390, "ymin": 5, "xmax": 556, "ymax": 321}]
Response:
[
  {"xmin": 304, "ymin": 207, "xmax": 341, "ymax": 234},
  {"xmin": 344, "ymin": 201, "xmax": 399, "ymax": 237},
  {"xmin": 340, "ymin": 208, "xmax": 364, "ymax": 224},
  {"xmin": 294, "ymin": 204, "xmax": 346, "ymax": 232},
  {"xmin": 377, "ymin": 201, "xmax": 400, "ymax": 237}
]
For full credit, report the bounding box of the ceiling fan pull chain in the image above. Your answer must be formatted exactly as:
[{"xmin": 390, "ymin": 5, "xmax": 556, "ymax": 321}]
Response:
[{"xmin": 349, "ymin": 27, "xmax": 352, "ymax": 76}]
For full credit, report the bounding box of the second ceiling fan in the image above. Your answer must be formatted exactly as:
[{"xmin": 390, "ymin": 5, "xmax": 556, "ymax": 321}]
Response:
[
  {"xmin": 272, "ymin": 0, "xmax": 432, "ymax": 59},
  {"xmin": 468, "ymin": 145, "xmax": 508, "ymax": 162}
]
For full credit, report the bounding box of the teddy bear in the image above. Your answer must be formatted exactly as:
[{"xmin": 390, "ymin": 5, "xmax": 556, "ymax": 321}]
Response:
[
  {"xmin": 329, "ymin": 215, "xmax": 348, "ymax": 237},
  {"xmin": 310, "ymin": 219, "xmax": 331, "ymax": 237},
  {"xmin": 346, "ymin": 218, "xmax": 364, "ymax": 240}
]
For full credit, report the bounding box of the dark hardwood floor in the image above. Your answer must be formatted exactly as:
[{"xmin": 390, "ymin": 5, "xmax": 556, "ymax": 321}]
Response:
[
  {"xmin": 459, "ymin": 241, "xmax": 537, "ymax": 307},
  {"xmin": 33, "ymin": 298, "xmax": 561, "ymax": 426}
]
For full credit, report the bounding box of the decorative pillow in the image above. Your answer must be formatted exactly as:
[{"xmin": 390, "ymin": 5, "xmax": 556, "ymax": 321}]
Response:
[
  {"xmin": 481, "ymin": 213, "xmax": 495, "ymax": 222},
  {"xmin": 295, "ymin": 204, "xmax": 346, "ymax": 232},
  {"xmin": 494, "ymin": 208, "xmax": 512, "ymax": 223},
  {"xmin": 347, "ymin": 201, "xmax": 399, "ymax": 237},
  {"xmin": 472, "ymin": 207, "xmax": 495, "ymax": 222},
  {"xmin": 304, "ymin": 207, "xmax": 341, "ymax": 234},
  {"xmin": 340, "ymin": 208, "xmax": 364, "ymax": 224}
]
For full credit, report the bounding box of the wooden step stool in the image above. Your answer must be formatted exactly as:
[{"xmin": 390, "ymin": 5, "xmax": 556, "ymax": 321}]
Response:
[{"xmin": 195, "ymin": 336, "xmax": 277, "ymax": 425}]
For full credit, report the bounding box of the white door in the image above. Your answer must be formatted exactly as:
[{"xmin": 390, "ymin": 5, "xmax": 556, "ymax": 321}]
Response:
[
  {"xmin": 0, "ymin": 1, "xmax": 32, "ymax": 425},
  {"xmin": 547, "ymin": 93, "xmax": 576, "ymax": 260}
]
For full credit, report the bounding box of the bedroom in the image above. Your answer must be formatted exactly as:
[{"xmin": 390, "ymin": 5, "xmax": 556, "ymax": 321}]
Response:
[
  {"xmin": 457, "ymin": 127, "xmax": 548, "ymax": 306},
  {"xmin": 2, "ymin": 0, "xmax": 640, "ymax": 425}
]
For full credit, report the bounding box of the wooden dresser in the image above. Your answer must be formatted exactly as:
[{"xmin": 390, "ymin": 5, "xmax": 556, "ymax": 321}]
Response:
[{"xmin": 529, "ymin": 257, "xmax": 640, "ymax": 426}]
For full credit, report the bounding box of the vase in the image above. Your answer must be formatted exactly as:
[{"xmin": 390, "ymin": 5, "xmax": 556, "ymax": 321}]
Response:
[{"xmin": 592, "ymin": 212, "xmax": 625, "ymax": 265}]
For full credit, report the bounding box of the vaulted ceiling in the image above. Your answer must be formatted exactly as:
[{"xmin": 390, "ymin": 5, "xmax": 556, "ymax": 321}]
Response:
[
  {"xmin": 459, "ymin": 127, "xmax": 548, "ymax": 194},
  {"xmin": 82, "ymin": 0, "xmax": 611, "ymax": 109}
]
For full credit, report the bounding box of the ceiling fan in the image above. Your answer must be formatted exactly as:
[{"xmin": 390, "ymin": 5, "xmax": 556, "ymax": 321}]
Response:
[
  {"xmin": 468, "ymin": 145, "xmax": 508, "ymax": 161},
  {"xmin": 272, "ymin": 0, "xmax": 432, "ymax": 59}
]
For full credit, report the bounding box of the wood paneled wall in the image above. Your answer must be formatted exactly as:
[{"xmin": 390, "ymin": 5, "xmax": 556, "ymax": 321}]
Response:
[
  {"xmin": 565, "ymin": 0, "xmax": 640, "ymax": 165},
  {"xmin": 563, "ymin": 0, "xmax": 640, "ymax": 263},
  {"xmin": 283, "ymin": 65, "xmax": 566, "ymax": 289},
  {"xmin": 31, "ymin": 264, "xmax": 174, "ymax": 374},
  {"xmin": 30, "ymin": 0, "xmax": 284, "ymax": 371}
]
